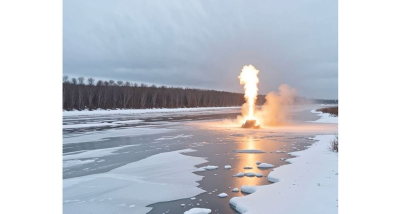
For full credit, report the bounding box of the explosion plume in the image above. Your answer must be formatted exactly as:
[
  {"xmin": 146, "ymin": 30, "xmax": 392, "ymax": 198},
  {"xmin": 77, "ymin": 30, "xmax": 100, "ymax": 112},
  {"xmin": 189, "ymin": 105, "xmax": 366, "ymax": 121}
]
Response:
[{"xmin": 238, "ymin": 65, "xmax": 260, "ymax": 128}]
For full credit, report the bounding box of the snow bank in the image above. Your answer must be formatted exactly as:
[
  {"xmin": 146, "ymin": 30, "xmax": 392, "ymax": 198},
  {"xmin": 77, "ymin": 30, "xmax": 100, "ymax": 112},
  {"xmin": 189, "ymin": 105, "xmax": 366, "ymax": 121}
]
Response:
[
  {"xmin": 184, "ymin": 208, "xmax": 212, "ymax": 214},
  {"xmin": 63, "ymin": 123, "xmax": 118, "ymax": 129},
  {"xmin": 241, "ymin": 186, "xmax": 257, "ymax": 194},
  {"xmin": 63, "ymin": 107, "xmax": 240, "ymax": 117},
  {"xmin": 64, "ymin": 149, "xmax": 207, "ymax": 214},
  {"xmin": 309, "ymin": 109, "xmax": 338, "ymax": 124},
  {"xmin": 230, "ymin": 135, "xmax": 338, "ymax": 214}
]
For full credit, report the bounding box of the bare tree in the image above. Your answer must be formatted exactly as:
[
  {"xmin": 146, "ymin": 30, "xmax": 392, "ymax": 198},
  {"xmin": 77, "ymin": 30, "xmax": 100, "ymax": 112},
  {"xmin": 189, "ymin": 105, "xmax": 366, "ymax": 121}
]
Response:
[
  {"xmin": 86, "ymin": 86, "xmax": 95, "ymax": 109},
  {"xmin": 78, "ymin": 77, "xmax": 85, "ymax": 85},
  {"xmin": 71, "ymin": 78, "xmax": 77, "ymax": 85},
  {"xmin": 63, "ymin": 75, "xmax": 69, "ymax": 83},
  {"xmin": 112, "ymin": 88, "xmax": 119, "ymax": 109},
  {"xmin": 122, "ymin": 87, "xmax": 132, "ymax": 108},
  {"xmin": 140, "ymin": 89, "xmax": 148, "ymax": 108},
  {"xmin": 150, "ymin": 89, "xmax": 158, "ymax": 108},
  {"xmin": 117, "ymin": 81, "xmax": 123, "ymax": 86},
  {"xmin": 77, "ymin": 87, "xmax": 86, "ymax": 109},
  {"xmin": 96, "ymin": 87, "xmax": 103, "ymax": 109},
  {"xmin": 87, "ymin": 78, "xmax": 95, "ymax": 86},
  {"xmin": 69, "ymin": 88, "xmax": 76, "ymax": 109}
]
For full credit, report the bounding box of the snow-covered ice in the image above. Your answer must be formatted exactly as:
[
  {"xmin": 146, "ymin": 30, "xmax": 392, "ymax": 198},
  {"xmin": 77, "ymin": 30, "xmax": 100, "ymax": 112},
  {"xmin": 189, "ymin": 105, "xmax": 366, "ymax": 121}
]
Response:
[
  {"xmin": 257, "ymin": 163, "xmax": 274, "ymax": 168},
  {"xmin": 230, "ymin": 135, "xmax": 338, "ymax": 214},
  {"xmin": 309, "ymin": 109, "xmax": 338, "ymax": 124},
  {"xmin": 63, "ymin": 149, "xmax": 207, "ymax": 214},
  {"xmin": 184, "ymin": 208, "xmax": 212, "ymax": 214},
  {"xmin": 217, "ymin": 193, "xmax": 228, "ymax": 198},
  {"xmin": 63, "ymin": 145, "xmax": 136, "ymax": 161},
  {"xmin": 155, "ymin": 134, "xmax": 193, "ymax": 141},
  {"xmin": 203, "ymin": 165, "xmax": 218, "ymax": 170},
  {"xmin": 255, "ymin": 173, "xmax": 263, "ymax": 177},
  {"xmin": 244, "ymin": 172, "xmax": 256, "ymax": 177},
  {"xmin": 63, "ymin": 127, "xmax": 171, "ymax": 144},
  {"xmin": 232, "ymin": 188, "xmax": 239, "ymax": 192},
  {"xmin": 63, "ymin": 123, "xmax": 118, "ymax": 129},
  {"xmin": 224, "ymin": 165, "xmax": 232, "ymax": 169},
  {"xmin": 240, "ymin": 186, "xmax": 257, "ymax": 194},
  {"xmin": 234, "ymin": 172, "xmax": 245, "ymax": 177}
]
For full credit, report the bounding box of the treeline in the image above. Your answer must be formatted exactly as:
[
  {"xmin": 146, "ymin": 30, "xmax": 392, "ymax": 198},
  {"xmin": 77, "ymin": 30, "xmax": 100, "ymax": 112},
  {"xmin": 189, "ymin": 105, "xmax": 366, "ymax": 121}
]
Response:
[{"xmin": 62, "ymin": 76, "xmax": 266, "ymax": 110}]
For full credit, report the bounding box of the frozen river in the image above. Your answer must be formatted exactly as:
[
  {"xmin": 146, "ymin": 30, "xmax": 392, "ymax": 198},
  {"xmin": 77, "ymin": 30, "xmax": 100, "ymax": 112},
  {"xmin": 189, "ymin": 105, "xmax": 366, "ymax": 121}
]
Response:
[{"xmin": 63, "ymin": 105, "xmax": 337, "ymax": 214}]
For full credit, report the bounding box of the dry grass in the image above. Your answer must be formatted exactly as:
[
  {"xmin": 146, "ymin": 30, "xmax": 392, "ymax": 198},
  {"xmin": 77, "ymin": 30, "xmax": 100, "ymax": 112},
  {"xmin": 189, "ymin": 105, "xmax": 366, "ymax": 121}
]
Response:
[
  {"xmin": 317, "ymin": 106, "xmax": 338, "ymax": 117},
  {"xmin": 329, "ymin": 135, "xmax": 338, "ymax": 152}
]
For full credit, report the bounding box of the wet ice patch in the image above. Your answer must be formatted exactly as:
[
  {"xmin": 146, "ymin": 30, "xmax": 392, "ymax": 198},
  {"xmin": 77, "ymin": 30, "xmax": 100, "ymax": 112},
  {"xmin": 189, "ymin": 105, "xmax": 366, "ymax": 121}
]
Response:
[{"xmin": 234, "ymin": 149, "xmax": 265, "ymax": 153}]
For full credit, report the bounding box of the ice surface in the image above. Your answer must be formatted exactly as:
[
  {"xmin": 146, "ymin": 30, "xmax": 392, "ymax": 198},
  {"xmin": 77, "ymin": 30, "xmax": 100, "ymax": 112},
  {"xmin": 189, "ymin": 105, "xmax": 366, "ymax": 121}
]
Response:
[
  {"xmin": 234, "ymin": 172, "xmax": 245, "ymax": 177},
  {"xmin": 234, "ymin": 149, "xmax": 265, "ymax": 153},
  {"xmin": 232, "ymin": 188, "xmax": 239, "ymax": 192},
  {"xmin": 63, "ymin": 149, "xmax": 207, "ymax": 214},
  {"xmin": 155, "ymin": 134, "xmax": 193, "ymax": 141},
  {"xmin": 63, "ymin": 123, "xmax": 118, "ymax": 129},
  {"xmin": 63, "ymin": 159, "xmax": 96, "ymax": 168},
  {"xmin": 230, "ymin": 135, "xmax": 338, "ymax": 214},
  {"xmin": 63, "ymin": 145, "xmax": 136, "ymax": 161},
  {"xmin": 218, "ymin": 193, "xmax": 228, "ymax": 198},
  {"xmin": 244, "ymin": 172, "xmax": 256, "ymax": 177},
  {"xmin": 255, "ymin": 173, "xmax": 263, "ymax": 177},
  {"xmin": 241, "ymin": 186, "xmax": 257, "ymax": 194},
  {"xmin": 257, "ymin": 163, "xmax": 274, "ymax": 168},
  {"xmin": 184, "ymin": 208, "xmax": 212, "ymax": 214},
  {"xmin": 63, "ymin": 127, "xmax": 171, "ymax": 144},
  {"xmin": 203, "ymin": 165, "xmax": 218, "ymax": 170},
  {"xmin": 112, "ymin": 120, "xmax": 144, "ymax": 124},
  {"xmin": 309, "ymin": 109, "xmax": 338, "ymax": 124},
  {"xmin": 224, "ymin": 165, "xmax": 232, "ymax": 169}
]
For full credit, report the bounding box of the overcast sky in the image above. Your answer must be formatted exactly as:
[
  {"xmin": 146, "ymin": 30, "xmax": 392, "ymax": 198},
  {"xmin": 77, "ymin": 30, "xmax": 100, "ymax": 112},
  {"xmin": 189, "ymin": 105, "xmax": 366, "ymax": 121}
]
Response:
[{"xmin": 64, "ymin": 0, "xmax": 337, "ymax": 99}]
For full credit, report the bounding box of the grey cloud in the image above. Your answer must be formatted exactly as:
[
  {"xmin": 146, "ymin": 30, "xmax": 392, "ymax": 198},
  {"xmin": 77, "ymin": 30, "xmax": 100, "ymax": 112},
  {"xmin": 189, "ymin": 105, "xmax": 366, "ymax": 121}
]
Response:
[{"xmin": 64, "ymin": 0, "xmax": 338, "ymax": 99}]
